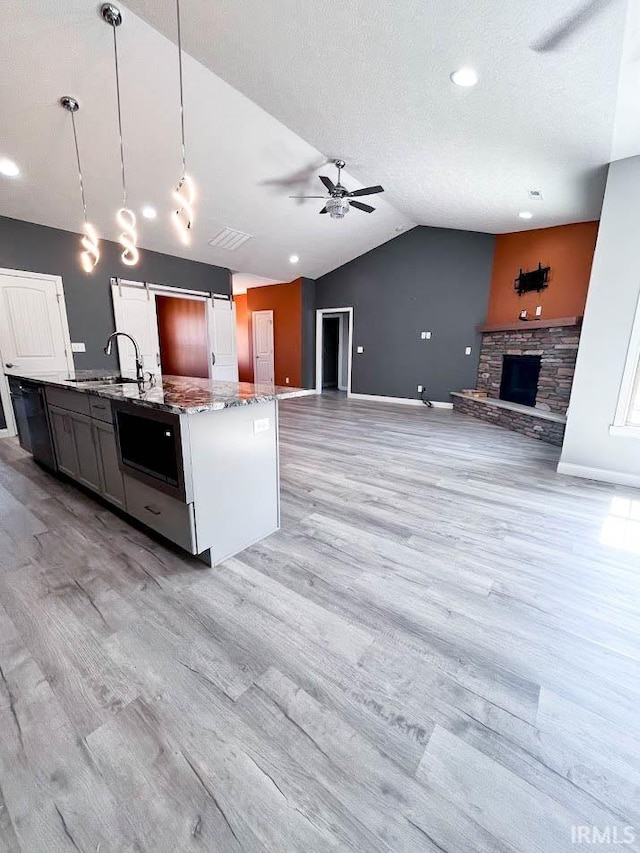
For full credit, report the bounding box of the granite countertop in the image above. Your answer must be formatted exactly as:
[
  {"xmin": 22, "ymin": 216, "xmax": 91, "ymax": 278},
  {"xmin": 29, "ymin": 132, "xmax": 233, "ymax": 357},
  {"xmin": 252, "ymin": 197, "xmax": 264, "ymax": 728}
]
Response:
[{"xmin": 12, "ymin": 370, "xmax": 315, "ymax": 414}]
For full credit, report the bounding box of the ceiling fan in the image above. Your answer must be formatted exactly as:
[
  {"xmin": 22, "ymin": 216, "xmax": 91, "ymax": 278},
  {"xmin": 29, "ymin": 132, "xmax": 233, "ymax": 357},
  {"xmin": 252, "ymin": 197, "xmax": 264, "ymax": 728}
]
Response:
[
  {"xmin": 530, "ymin": 0, "xmax": 617, "ymax": 51},
  {"xmin": 289, "ymin": 159, "xmax": 384, "ymax": 219}
]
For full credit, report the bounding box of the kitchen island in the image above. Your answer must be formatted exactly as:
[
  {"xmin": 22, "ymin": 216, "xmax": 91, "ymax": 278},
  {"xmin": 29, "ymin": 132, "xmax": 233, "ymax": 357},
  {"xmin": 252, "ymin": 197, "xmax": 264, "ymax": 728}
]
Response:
[{"xmin": 9, "ymin": 371, "xmax": 313, "ymax": 565}]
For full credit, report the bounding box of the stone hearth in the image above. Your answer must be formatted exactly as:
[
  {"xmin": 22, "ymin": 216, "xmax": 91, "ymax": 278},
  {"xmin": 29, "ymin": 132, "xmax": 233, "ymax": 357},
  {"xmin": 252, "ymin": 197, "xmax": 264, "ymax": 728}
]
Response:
[{"xmin": 451, "ymin": 319, "xmax": 581, "ymax": 446}]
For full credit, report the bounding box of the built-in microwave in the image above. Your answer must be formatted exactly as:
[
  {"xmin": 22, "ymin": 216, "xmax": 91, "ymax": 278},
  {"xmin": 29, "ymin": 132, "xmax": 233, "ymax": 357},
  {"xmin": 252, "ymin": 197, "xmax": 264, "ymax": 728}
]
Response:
[{"xmin": 112, "ymin": 401, "xmax": 189, "ymax": 501}]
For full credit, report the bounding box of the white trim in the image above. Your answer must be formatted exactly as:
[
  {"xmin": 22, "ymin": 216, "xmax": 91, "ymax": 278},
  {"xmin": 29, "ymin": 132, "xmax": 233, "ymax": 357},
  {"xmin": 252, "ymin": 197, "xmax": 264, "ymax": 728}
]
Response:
[
  {"xmin": 557, "ymin": 461, "xmax": 640, "ymax": 489},
  {"xmin": 613, "ymin": 289, "xmax": 640, "ymax": 428},
  {"xmin": 609, "ymin": 424, "xmax": 640, "ymax": 439},
  {"xmin": 316, "ymin": 307, "xmax": 353, "ymax": 396},
  {"xmin": 349, "ymin": 392, "xmax": 453, "ymax": 409}
]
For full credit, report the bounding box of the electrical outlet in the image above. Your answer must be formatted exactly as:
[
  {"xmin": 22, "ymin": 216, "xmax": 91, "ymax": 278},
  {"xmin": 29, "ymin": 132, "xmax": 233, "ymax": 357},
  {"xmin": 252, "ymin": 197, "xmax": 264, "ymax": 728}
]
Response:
[
  {"xmin": 71, "ymin": 342, "xmax": 86, "ymax": 353},
  {"xmin": 536, "ymin": 306, "xmax": 542, "ymax": 316},
  {"xmin": 420, "ymin": 331, "xmax": 432, "ymax": 340},
  {"xmin": 285, "ymin": 377, "xmax": 289, "ymax": 384},
  {"xmin": 253, "ymin": 418, "xmax": 270, "ymax": 434},
  {"xmin": 357, "ymin": 346, "xmax": 364, "ymax": 354},
  {"xmin": 417, "ymin": 385, "xmax": 423, "ymax": 393},
  {"xmin": 465, "ymin": 346, "xmax": 472, "ymax": 356}
]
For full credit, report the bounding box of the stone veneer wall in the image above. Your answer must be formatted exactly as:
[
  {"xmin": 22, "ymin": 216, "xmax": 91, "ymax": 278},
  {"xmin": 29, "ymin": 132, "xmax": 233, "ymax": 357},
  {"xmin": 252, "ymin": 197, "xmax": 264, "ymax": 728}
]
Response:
[
  {"xmin": 476, "ymin": 324, "xmax": 581, "ymax": 415},
  {"xmin": 452, "ymin": 394, "xmax": 566, "ymax": 446}
]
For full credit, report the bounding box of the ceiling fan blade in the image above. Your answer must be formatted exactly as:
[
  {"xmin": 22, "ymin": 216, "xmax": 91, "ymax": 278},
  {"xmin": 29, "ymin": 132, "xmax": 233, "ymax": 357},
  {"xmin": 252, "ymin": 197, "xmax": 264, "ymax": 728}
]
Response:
[
  {"xmin": 289, "ymin": 196, "xmax": 328, "ymax": 199},
  {"xmin": 348, "ymin": 185, "xmax": 384, "ymax": 198},
  {"xmin": 319, "ymin": 175, "xmax": 336, "ymax": 193},
  {"xmin": 530, "ymin": 0, "xmax": 614, "ymax": 51},
  {"xmin": 319, "ymin": 206, "xmax": 329, "ymax": 214},
  {"xmin": 349, "ymin": 200, "xmax": 375, "ymax": 213}
]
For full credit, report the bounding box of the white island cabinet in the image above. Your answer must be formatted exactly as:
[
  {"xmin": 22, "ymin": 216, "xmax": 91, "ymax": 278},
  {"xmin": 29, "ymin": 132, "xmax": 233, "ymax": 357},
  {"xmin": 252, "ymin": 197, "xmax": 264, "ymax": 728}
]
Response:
[{"xmin": 13, "ymin": 372, "xmax": 312, "ymax": 566}]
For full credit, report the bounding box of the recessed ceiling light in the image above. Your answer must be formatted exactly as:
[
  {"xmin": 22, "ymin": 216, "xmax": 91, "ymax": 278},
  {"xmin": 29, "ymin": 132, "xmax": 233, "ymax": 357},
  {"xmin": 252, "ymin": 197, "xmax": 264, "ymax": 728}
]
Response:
[
  {"xmin": 289, "ymin": 254, "xmax": 299, "ymax": 264},
  {"xmin": 141, "ymin": 205, "xmax": 157, "ymax": 220},
  {"xmin": 519, "ymin": 211, "xmax": 533, "ymax": 220},
  {"xmin": 450, "ymin": 67, "xmax": 478, "ymax": 88},
  {"xmin": 0, "ymin": 158, "xmax": 20, "ymax": 177}
]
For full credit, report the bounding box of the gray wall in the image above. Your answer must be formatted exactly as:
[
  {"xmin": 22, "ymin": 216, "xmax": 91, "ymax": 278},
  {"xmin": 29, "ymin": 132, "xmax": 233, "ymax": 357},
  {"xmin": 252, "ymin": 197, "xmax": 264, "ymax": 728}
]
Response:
[
  {"xmin": 315, "ymin": 226, "xmax": 495, "ymax": 402},
  {"xmin": 0, "ymin": 215, "xmax": 231, "ymax": 371},
  {"xmin": 301, "ymin": 277, "xmax": 316, "ymax": 389}
]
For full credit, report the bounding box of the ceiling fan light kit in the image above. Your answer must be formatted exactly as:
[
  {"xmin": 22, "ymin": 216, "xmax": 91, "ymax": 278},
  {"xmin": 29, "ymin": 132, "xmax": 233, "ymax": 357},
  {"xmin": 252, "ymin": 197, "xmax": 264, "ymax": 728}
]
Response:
[
  {"xmin": 291, "ymin": 158, "xmax": 385, "ymax": 221},
  {"xmin": 60, "ymin": 95, "xmax": 100, "ymax": 273}
]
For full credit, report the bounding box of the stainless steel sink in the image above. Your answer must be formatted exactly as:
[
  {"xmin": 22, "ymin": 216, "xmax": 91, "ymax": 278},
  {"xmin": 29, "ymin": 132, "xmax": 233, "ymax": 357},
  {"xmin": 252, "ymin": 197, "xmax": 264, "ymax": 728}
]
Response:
[{"xmin": 73, "ymin": 376, "xmax": 139, "ymax": 386}]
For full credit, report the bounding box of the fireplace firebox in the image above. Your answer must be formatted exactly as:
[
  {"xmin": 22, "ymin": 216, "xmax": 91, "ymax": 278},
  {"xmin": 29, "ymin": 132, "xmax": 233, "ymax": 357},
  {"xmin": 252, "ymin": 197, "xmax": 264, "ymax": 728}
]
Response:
[{"xmin": 499, "ymin": 355, "xmax": 541, "ymax": 407}]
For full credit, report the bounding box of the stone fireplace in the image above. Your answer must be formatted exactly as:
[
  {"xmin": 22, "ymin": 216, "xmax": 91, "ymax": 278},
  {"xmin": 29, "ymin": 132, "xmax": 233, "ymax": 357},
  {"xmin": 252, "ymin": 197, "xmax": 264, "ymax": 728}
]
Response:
[
  {"xmin": 477, "ymin": 322, "xmax": 581, "ymax": 415},
  {"xmin": 451, "ymin": 318, "xmax": 582, "ymax": 445}
]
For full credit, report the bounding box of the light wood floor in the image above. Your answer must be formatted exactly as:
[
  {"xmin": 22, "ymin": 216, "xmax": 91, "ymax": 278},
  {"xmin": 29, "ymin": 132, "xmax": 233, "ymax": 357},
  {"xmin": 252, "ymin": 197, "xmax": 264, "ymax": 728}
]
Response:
[{"xmin": 0, "ymin": 395, "xmax": 639, "ymax": 852}]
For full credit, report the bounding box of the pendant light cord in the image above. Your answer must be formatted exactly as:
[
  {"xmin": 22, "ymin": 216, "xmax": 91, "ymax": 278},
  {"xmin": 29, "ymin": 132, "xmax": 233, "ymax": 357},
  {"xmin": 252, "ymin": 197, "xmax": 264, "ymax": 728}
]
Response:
[
  {"xmin": 110, "ymin": 23, "xmax": 128, "ymax": 207},
  {"xmin": 176, "ymin": 0, "xmax": 187, "ymax": 178},
  {"xmin": 69, "ymin": 111, "xmax": 88, "ymax": 223}
]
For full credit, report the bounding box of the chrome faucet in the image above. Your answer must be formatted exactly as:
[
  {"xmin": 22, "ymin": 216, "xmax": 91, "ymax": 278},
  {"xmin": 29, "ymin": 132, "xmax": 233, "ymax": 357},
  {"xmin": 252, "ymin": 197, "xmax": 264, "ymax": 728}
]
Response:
[{"xmin": 103, "ymin": 332, "xmax": 145, "ymax": 386}]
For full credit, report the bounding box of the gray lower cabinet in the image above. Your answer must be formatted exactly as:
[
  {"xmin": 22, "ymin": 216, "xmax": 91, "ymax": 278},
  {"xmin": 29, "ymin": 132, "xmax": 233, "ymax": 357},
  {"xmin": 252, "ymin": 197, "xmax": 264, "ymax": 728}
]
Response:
[
  {"xmin": 69, "ymin": 412, "xmax": 102, "ymax": 492},
  {"xmin": 48, "ymin": 402, "xmax": 125, "ymax": 509},
  {"xmin": 94, "ymin": 421, "xmax": 125, "ymax": 509},
  {"xmin": 48, "ymin": 405, "xmax": 79, "ymax": 479}
]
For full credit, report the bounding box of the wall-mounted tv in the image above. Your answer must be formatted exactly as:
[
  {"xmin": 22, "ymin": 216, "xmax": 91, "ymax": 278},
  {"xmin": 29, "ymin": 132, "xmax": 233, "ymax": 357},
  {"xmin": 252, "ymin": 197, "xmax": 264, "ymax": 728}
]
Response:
[{"xmin": 514, "ymin": 263, "xmax": 550, "ymax": 296}]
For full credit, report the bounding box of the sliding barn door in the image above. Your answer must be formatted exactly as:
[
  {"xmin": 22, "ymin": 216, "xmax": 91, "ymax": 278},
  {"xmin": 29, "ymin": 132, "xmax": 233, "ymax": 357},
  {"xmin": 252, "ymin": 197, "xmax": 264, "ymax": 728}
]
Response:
[
  {"xmin": 209, "ymin": 298, "xmax": 239, "ymax": 382},
  {"xmin": 110, "ymin": 282, "xmax": 161, "ymax": 379}
]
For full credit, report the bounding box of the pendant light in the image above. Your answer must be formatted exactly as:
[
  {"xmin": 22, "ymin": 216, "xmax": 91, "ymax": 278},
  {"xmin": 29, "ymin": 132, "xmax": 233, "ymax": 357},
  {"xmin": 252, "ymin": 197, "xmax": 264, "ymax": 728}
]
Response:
[
  {"xmin": 60, "ymin": 97, "xmax": 100, "ymax": 273},
  {"xmin": 101, "ymin": 3, "xmax": 139, "ymax": 266},
  {"xmin": 172, "ymin": 0, "xmax": 196, "ymax": 245}
]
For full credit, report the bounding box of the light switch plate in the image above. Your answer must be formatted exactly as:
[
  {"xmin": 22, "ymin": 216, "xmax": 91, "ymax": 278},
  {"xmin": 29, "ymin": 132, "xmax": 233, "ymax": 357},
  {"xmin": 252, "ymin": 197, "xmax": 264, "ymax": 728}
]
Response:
[
  {"xmin": 536, "ymin": 306, "xmax": 542, "ymax": 316},
  {"xmin": 71, "ymin": 342, "xmax": 86, "ymax": 353},
  {"xmin": 253, "ymin": 418, "xmax": 270, "ymax": 434},
  {"xmin": 420, "ymin": 331, "xmax": 432, "ymax": 340},
  {"xmin": 357, "ymin": 346, "xmax": 364, "ymax": 354},
  {"xmin": 465, "ymin": 346, "xmax": 472, "ymax": 355}
]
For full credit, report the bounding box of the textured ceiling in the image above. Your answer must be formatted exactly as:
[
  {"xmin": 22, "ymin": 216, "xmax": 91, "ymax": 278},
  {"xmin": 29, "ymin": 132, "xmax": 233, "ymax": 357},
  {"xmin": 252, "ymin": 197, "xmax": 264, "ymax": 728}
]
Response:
[
  {"xmin": 0, "ymin": 1, "xmax": 412, "ymax": 281},
  {"xmin": 126, "ymin": 0, "xmax": 629, "ymax": 234},
  {"xmin": 0, "ymin": 1, "xmax": 630, "ymax": 284}
]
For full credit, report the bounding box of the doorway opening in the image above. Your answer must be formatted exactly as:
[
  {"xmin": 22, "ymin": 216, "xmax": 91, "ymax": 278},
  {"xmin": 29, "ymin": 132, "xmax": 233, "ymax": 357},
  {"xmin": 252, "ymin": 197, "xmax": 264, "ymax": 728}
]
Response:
[
  {"xmin": 110, "ymin": 280, "xmax": 239, "ymax": 382},
  {"xmin": 156, "ymin": 295, "xmax": 209, "ymax": 378},
  {"xmin": 315, "ymin": 307, "xmax": 353, "ymax": 396}
]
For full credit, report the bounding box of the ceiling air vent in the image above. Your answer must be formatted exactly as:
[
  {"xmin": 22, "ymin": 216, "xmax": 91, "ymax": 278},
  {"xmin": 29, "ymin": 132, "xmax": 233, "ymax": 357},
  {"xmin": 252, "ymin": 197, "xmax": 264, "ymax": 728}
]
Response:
[
  {"xmin": 528, "ymin": 189, "xmax": 544, "ymax": 201},
  {"xmin": 208, "ymin": 227, "xmax": 253, "ymax": 251}
]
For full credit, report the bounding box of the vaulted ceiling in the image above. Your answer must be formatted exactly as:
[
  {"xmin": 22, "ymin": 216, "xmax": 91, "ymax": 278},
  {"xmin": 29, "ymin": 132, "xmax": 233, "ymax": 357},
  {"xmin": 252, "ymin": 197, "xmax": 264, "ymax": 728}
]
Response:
[{"xmin": 0, "ymin": 0, "xmax": 631, "ymax": 281}]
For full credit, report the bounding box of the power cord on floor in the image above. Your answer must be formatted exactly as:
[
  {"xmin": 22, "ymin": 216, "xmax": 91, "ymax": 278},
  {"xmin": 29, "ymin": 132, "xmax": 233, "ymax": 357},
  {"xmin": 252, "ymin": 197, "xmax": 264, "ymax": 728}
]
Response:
[{"xmin": 420, "ymin": 388, "xmax": 433, "ymax": 407}]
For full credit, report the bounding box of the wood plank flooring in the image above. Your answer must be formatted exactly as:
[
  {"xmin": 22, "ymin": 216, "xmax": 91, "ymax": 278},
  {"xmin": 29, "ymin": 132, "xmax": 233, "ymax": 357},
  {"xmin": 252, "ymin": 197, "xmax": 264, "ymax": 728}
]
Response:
[{"xmin": 0, "ymin": 394, "xmax": 639, "ymax": 852}]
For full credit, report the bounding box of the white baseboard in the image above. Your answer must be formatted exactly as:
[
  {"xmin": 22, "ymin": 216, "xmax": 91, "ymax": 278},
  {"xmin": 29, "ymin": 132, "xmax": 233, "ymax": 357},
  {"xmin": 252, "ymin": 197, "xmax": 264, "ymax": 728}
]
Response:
[
  {"xmin": 557, "ymin": 462, "xmax": 640, "ymax": 489},
  {"xmin": 348, "ymin": 393, "xmax": 453, "ymax": 409}
]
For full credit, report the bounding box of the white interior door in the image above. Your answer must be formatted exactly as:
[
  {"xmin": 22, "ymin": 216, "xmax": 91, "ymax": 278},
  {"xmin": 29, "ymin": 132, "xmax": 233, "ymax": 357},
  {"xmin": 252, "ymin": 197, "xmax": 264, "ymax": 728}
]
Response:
[
  {"xmin": 110, "ymin": 281, "xmax": 161, "ymax": 379},
  {"xmin": 0, "ymin": 270, "xmax": 74, "ymax": 437},
  {"xmin": 0, "ymin": 272, "xmax": 73, "ymax": 375},
  {"xmin": 252, "ymin": 310, "xmax": 275, "ymax": 385},
  {"xmin": 209, "ymin": 297, "xmax": 239, "ymax": 382}
]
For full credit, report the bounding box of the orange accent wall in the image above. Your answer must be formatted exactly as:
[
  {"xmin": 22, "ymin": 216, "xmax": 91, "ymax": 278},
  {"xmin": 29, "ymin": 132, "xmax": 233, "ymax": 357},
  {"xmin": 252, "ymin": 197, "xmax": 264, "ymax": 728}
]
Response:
[
  {"xmin": 486, "ymin": 222, "xmax": 599, "ymax": 324},
  {"xmin": 234, "ymin": 293, "xmax": 252, "ymax": 382},
  {"xmin": 234, "ymin": 279, "xmax": 303, "ymax": 386}
]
